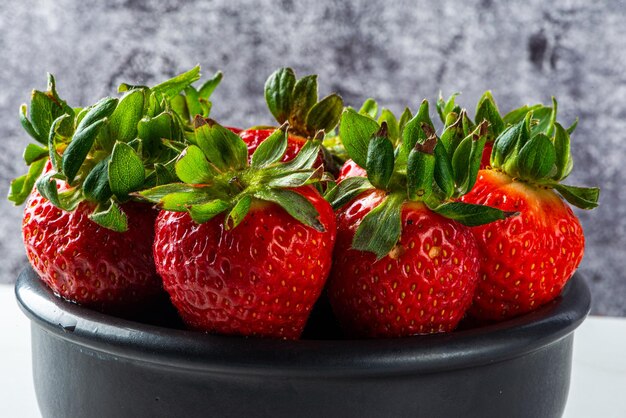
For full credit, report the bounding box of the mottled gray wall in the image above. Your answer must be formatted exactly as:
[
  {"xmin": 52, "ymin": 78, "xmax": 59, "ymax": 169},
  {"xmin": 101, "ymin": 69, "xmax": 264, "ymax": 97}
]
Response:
[{"xmin": 0, "ymin": 0, "xmax": 624, "ymax": 315}]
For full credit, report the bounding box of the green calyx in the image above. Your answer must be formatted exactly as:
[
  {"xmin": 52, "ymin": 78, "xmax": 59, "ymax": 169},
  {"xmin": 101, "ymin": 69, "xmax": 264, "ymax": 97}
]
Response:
[
  {"xmin": 9, "ymin": 66, "xmax": 223, "ymax": 232},
  {"xmin": 264, "ymin": 68, "xmax": 344, "ymax": 138},
  {"xmin": 490, "ymin": 101, "xmax": 599, "ymax": 209},
  {"xmin": 327, "ymin": 104, "xmax": 515, "ymax": 259},
  {"xmin": 136, "ymin": 117, "xmax": 329, "ymax": 232}
]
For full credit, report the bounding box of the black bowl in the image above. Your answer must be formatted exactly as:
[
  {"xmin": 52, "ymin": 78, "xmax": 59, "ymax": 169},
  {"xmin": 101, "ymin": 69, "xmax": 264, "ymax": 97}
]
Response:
[{"xmin": 16, "ymin": 266, "xmax": 590, "ymax": 418}]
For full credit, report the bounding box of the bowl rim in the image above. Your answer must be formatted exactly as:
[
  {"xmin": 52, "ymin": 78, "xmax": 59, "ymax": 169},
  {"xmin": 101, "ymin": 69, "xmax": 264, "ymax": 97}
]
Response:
[{"xmin": 16, "ymin": 266, "xmax": 590, "ymax": 378}]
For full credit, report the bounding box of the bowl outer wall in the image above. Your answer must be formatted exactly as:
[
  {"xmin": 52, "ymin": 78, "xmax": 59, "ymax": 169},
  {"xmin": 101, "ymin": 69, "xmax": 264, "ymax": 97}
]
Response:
[{"xmin": 15, "ymin": 265, "xmax": 590, "ymax": 378}]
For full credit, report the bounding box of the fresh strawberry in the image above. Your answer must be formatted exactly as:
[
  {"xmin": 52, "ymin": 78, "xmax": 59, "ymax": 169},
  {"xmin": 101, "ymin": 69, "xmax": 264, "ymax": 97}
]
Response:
[
  {"xmin": 325, "ymin": 103, "xmax": 512, "ymax": 337},
  {"xmin": 329, "ymin": 190, "xmax": 480, "ymax": 336},
  {"xmin": 460, "ymin": 107, "xmax": 599, "ymax": 320},
  {"xmin": 139, "ymin": 118, "xmax": 336, "ymax": 339},
  {"xmin": 23, "ymin": 182, "xmax": 159, "ymax": 312},
  {"xmin": 10, "ymin": 67, "xmax": 216, "ymax": 311}
]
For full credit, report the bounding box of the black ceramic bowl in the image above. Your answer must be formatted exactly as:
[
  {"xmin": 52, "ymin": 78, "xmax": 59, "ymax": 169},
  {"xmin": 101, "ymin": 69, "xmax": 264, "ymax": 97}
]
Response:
[{"xmin": 16, "ymin": 266, "xmax": 590, "ymax": 418}]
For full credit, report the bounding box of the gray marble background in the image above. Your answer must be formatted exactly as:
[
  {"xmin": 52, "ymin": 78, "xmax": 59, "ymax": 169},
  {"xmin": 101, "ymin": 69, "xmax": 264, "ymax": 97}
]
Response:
[{"xmin": 0, "ymin": 0, "xmax": 624, "ymax": 315}]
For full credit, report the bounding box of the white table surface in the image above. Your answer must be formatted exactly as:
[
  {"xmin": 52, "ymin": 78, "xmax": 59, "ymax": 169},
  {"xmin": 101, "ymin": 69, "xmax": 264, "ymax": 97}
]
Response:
[{"xmin": 1, "ymin": 283, "xmax": 625, "ymax": 418}]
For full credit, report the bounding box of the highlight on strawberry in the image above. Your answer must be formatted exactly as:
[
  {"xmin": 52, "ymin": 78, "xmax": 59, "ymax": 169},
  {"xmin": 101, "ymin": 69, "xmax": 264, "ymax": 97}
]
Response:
[
  {"xmin": 136, "ymin": 118, "xmax": 336, "ymax": 339},
  {"xmin": 9, "ymin": 66, "xmax": 221, "ymax": 312},
  {"xmin": 325, "ymin": 101, "xmax": 515, "ymax": 337},
  {"xmin": 460, "ymin": 102, "xmax": 599, "ymax": 320}
]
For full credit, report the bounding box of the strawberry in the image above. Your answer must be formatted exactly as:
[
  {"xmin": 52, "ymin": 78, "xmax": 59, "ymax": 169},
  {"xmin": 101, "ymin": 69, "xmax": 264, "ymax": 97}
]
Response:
[
  {"xmin": 325, "ymin": 102, "xmax": 512, "ymax": 337},
  {"xmin": 23, "ymin": 180, "xmax": 159, "ymax": 312},
  {"xmin": 460, "ymin": 106, "xmax": 599, "ymax": 321},
  {"xmin": 139, "ymin": 118, "xmax": 336, "ymax": 339},
  {"xmin": 10, "ymin": 67, "xmax": 217, "ymax": 311}
]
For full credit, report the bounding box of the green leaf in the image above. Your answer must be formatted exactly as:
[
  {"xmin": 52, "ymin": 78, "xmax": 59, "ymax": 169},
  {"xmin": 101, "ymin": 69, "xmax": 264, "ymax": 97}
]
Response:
[
  {"xmin": 566, "ymin": 118, "xmax": 579, "ymax": 135},
  {"xmin": 48, "ymin": 114, "xmax": 72, "ymax": 171},
  {"xmin": 517, "ymin": 133, "xmax": 556, "ymax": 181},
  {"xmin": 339, "ymin": 108, "xmax": 380, "ymax": 169},
  {"xmin": 225, "ymin": 194, "xmax": 252, "ymax": 229},
  {"xmin": 8, "ymin": 158, "xmax": 46, "ymax": 205},
  {"xmin": 24, "ymin": 143, "xmax": 48, "ymax": 165},
  {"xmin": 254, "ymin": 188, "xmax": 324, "ymax": 232},
  {"xmin": 62, "ymin": 97, "xmax": 118, "ymax": 183},
  {"xmin": 109, "ymin": 142, "xmax": 145, "ymax": 197},
  {"xmin": 553, "ymin": 122, "xmax": 572, "ymax": 181},
  {"xmin": 433, "ymin": 142, "xmax": 455, "ymax": 199},
  {"xmin": 377, "ymin": 109, "xmax": 399, "ymax": 143},
  {"xmin": 359, "ymin": 98, "xmax": 378, "ymax": 119},
  {"xmin": 306, "ymin": 94, "xmax": 343, "ymax": 133},
  {"xmin": 250, "ymin": 125, "xmax": 288, "ymax": 168},
  {"xmin": 267, "ymin": 167, "xmax": 322, "ymax": 188},
  {"xmin": 188, "ymin": 199, "xmax": 229, "ymax": 223},
  {"xmin": 108, "ymin": 89, "xmax": 145, "ymax": 146},
  {"xmin": 530, "ymin": 106, "xmax": 553, "ymax": 136},
  {"xmin": 475, "ymin": 91, "xmax": 504, "ymax": 140},
  {"xmin": 19, "ymin": 104, "xmax": 44, "ymax": 144},
  {"xmin": 436, "ymin": 92, "xmax": 459, "ymax": 123},
  {"xmin": 35, "ymin": 172, "xmax": 64, "ymax": 209},
  {"xmin": 154, "ymin": 163, "xmax": 177, "ymax": 185},
  {"xmin": 289, "ymin": 75, "xmax": 318, "ymax": 132},
  {"xmin": 324, "ymin": 176, "xmax": 373, "ymax": 209},
  {"xmin": 170, "ymin": 94, "xmax": 190, "ymax": 122},
  {"xmin": 62, "ymin": 118, "xmax": 107, "ymax": 184},
  {"xmin": 29, "ymin": 90, "xmax": 71, "ymax": 145},
  {"xmin": 135, "ymin": 183, "xmax": 216, "ymax": 208},
  {"xmin": 552, "ymin": 184, "xmax": 600, "ymax": 210},
  {"xmin": 352, "ymin": 193, "xmax": 404, "ymax": 259},
  {"xmin": 184, "ymin": 86, "xmax": 203, "ymax": 120},
  {"xmin": 175, "ymin": 145, "xmax": 217, "ymax": 184},
  {"xmin": 198, "ymin": 70, "xmax": 223, "ymax": 99},
  {"xmin": 265, "ymin": 68, "xmax": 296, "ymax": 124},
  {"xmin": 398, "ymin": 107, "xmax": 413, "ymax": 137},
  {"xmin": 439, "ymin": 112, "xmax": 464, "ymax": 159},
  {"xmin": 75, "ymin": 97, "xmax": 119, "ymax": 133},
  {"xmin": 502, "ymin": 104, "xmax": 544, "ymax": 125},
  {"xmin": 452, "ymin": 123, "xmax": 488, "ymax": 195},
  {"xmin": 430, "ymin": 201, "xmax": 514, "ymax": 226},
  {"xmin": 83, "ymin": 157, "xmax": 112, "ymax": 202},
  {"xmin": 402, "ymin": 100, "xmax": 433, "ymax": 154},
  {"xmin": 194, "ymin": 117, "xmax": 248, "ymax": 171},
  {"xmin": 89, "ymin": 200, "xmax": 128, "ymax": 232},
  {"xmin": 281, "ymin": 139, "xmax": 321, "ymax": 171},
  {"xmin": 150, "ymin": 66, "xmax": 201, "ymax": 100},
  {"xmin": 366, "ymin": 128, "xmax": 395, "ymax": 189},
  {"xmin": 407, "ymin": 138, "xmax": 436, "ymax": 201}
]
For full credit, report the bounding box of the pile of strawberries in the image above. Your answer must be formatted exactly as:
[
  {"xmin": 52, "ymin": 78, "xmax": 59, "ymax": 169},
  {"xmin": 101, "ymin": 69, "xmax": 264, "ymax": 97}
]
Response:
[{"xmin": 10, "ymin": 67, "xmax": 599, "ymax": 339}]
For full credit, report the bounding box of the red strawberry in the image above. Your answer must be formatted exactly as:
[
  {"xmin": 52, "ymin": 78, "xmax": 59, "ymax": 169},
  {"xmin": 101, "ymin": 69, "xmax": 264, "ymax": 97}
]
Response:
[
  {"xmin": 325, "ymin": 104, "xmax": 510, "ymax": 337},
  {"xmin": 328, "ymin": 190, "xmax": 480, "ymax": 336},
  {"xmin": 460, "ymin": 111, "xmax": 599, "ymax": 320},
  {"xmin": 337, "ymin": 158, "xmax": 366, "ymax": 181},
  {"xmin": 154, "ymin": 186, "xmax": 335, "ymax": 338},
  {"xmin": 140, "ymin": 118, "xmax": 336, "ymax": 339},
  {"xmin": 23, "ymin": 186, "xmax": 160, "ymax": 312},
  {"xmin": 10, "ymin": 68, "xmax": 206, "ymax": 311}
]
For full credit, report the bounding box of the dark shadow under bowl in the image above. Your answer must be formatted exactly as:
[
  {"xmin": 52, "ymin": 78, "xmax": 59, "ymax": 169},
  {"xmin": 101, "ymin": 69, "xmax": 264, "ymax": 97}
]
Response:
[{"xmin": 15, "ymin": 266, "xmax": 590, "ymax": 418}]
